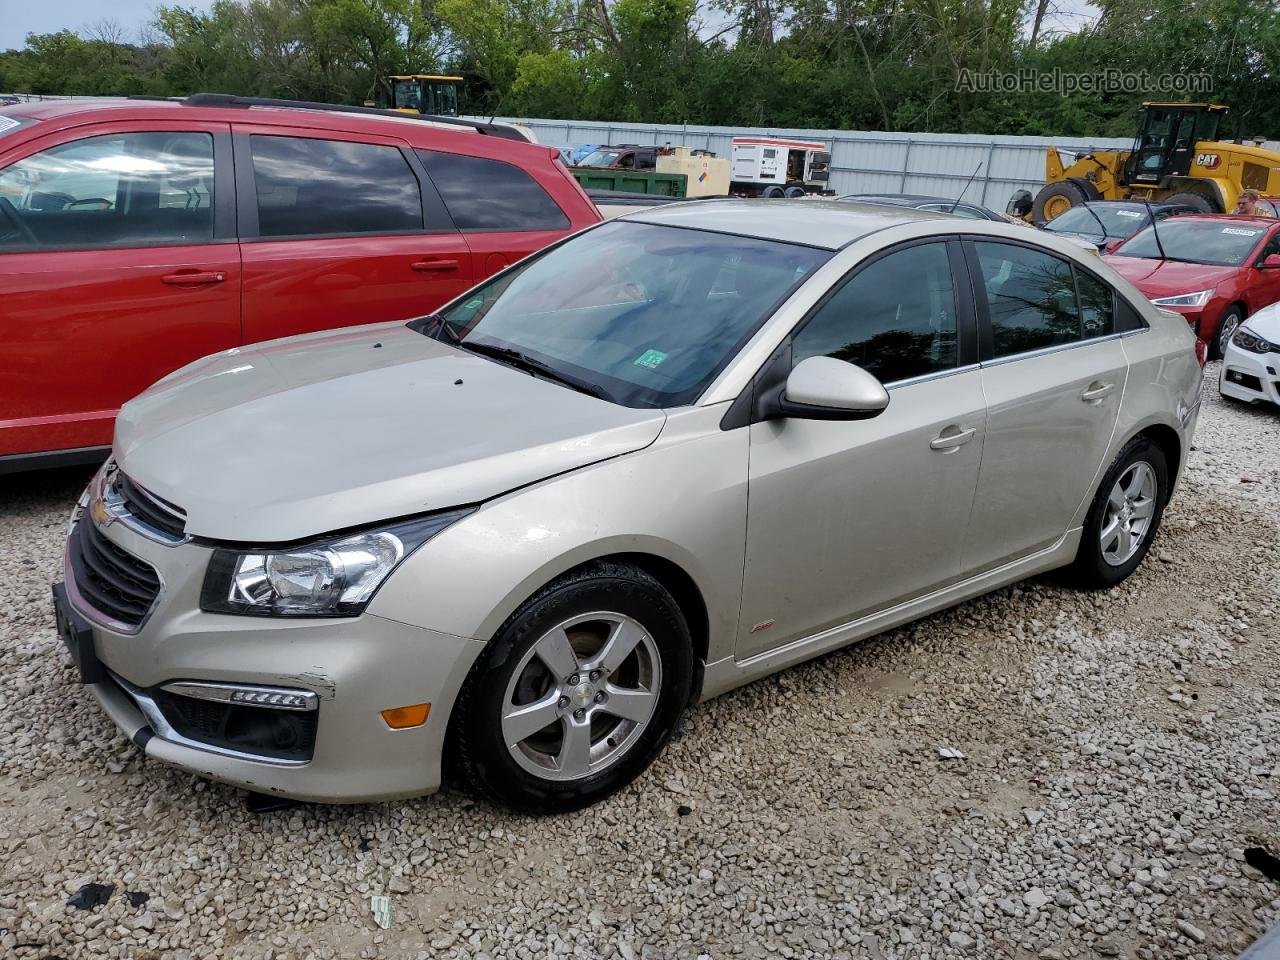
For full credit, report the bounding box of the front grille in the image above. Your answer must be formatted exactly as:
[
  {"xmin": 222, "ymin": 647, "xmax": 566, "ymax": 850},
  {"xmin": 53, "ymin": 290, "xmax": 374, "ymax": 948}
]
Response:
[
  {"xmin": 115, "ymin": 473, "xmax": 187, "ymax": 541},
  {"xmin": 149, "ymin": 688, "xmax": 318, "ymax": 762},
  {"xmin": 68, "ymin": 514, "xmax": 162, "ymax": 629}
]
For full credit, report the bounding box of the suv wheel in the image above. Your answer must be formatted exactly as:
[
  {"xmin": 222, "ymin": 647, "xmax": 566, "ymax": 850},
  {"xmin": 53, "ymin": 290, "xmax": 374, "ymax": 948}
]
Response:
[
  {"xmin": 1072, "ymin": 436, "xmax": 1169, "ymax": 589},
  {"xmin": 451, "ymin": 562, "xmax": 692, "ymax": 813}
]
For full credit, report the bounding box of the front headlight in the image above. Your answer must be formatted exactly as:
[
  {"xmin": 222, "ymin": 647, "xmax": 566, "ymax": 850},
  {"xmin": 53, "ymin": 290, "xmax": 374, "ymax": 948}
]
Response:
[
  {"xmin": 1150, "ymin": 288, "xmax": 1214, "ymax": 308},
  {"xmin": 1231, "ymin": 326, "xmax": 1277, "ymax": 354},
  {"xmin": 200, "ymin": 509, "xmax": 474, "ymax": 617}
]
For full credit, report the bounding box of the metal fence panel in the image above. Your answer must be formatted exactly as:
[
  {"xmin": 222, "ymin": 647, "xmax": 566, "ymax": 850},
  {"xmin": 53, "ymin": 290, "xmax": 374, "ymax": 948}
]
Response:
[{"xmin": 475, "ymin": 115, "xmax": 1197, "ymax": 208}]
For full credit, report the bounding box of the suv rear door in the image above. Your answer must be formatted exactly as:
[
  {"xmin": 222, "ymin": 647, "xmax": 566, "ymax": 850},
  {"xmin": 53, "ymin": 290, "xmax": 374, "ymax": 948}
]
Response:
[
  {"xmin": 0, "ymin": 120, "xmax": 239, "ymax": 459},
  {"xmin": 233, "ymin": 125, "xmax": 474, "ymax": 343},
  {"xmin": 415, "ymin": 149, "xmax": 575, "ymax": 277}
]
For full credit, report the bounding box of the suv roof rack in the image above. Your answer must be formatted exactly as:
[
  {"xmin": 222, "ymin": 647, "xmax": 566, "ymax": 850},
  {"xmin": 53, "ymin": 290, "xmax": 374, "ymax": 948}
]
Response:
[{"xmin": 128, "ymin": 93, "xmax": 530, "ymax": 142}]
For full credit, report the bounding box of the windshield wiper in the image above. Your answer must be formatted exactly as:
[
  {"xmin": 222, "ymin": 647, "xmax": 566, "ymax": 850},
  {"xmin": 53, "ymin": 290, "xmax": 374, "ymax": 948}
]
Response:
[
  {"xmin": 461, "ymin": 341, "xmax": 615, "ymax": 403},
  {"xmin": 408, "ymin": 313, "xmax": 462, "ymax": 343}
]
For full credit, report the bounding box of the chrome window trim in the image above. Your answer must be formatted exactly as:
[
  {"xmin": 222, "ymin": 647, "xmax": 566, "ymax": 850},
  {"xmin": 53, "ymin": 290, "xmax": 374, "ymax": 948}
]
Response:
[
  {"xmin": 886, "ymin": 363, "xmax": 981, "ymax": 391},
  {"xmin": 112, "ymin": 673, "xmax": 311, "ymax": 768},
  {"xmin": 979, "ymin": 330, "xmax": 1140, "ymax": 369}
]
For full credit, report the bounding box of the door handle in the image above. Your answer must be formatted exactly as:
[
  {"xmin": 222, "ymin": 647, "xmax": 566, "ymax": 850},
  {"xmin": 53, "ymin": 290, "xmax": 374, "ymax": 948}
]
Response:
[
  {"xmin": 410, "ymin": 258, "xmax": 460, "ymax": 272},
  {"xmin": 929, "ymin": 426, "xmax": 976, "ymax": 452},
  {"xmin": 162, "ymin": 270, "xmax": 226, "ymax": 287},
  {"xmin": 1080, "ymin": 381, "xmax": 1115, "ymax": 403}
]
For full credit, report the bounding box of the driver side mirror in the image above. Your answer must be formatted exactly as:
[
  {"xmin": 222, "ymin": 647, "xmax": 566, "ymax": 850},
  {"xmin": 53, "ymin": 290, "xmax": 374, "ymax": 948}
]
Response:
[
  {"xmin": 765, "ymin": 356, "xmax": 890, "ymax": 421},
  {"xmin": 1258, "ymin": 254, "xmax": 1280, "ymax": 270}
]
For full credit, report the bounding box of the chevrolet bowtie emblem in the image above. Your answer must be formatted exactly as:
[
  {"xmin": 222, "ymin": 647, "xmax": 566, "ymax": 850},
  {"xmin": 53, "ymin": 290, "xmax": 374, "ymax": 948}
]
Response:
[{"xmin": 90, "ymin": 497, "xmax": 114, "ymax": 527}]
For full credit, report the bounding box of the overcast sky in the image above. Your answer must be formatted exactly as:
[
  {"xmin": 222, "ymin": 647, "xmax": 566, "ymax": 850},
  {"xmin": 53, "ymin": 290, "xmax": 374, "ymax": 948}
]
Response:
[{"xmin": 1, "ymin": 0, "xmax": 213, "ymax": 51}]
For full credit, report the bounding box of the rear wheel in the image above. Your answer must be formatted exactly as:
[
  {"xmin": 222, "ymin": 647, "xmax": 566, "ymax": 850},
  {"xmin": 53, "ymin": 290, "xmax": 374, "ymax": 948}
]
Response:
[
  {"xmin": 1032, "ymin": 181, "xmax": 1088, "ymax": 225},
  {"xmin": 762, "ymin": 185, "xmax": 786, "ymax": 199},
  {"xmin": 1072, "ymin": 437, "xmax": 1169, "ymax": 589},
  {"xmin": 783, "ymin": 184, "xmax": 807, "ymax": 199},
  {"xmin": 451, "ymin": 561, "xmax": 692, "ymax": 813}
]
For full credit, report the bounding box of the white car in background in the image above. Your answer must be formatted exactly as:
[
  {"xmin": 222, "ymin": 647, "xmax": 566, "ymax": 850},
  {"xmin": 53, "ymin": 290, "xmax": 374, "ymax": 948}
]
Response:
[{"xmin": 1220, "ymin": 301, "xmax": 1280, "ymax": 407}]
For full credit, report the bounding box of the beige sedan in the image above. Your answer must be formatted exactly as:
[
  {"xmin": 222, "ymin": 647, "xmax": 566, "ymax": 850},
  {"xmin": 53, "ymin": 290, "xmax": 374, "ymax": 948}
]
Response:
[{"xmin": 55, "ymin": 200, "xmax": 1201, "ymax": 812}]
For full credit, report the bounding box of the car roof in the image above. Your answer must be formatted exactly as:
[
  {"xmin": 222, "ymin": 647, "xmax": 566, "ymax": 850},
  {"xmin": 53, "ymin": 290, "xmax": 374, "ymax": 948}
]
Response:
[
  {"xmin": 1154, "ymin": 214, "xmax": 1279, "ymax": 227},
  {"xmin": 620, "ymin": 199, "xmax": 949, "ymax": 250},
  {"xmin": 0, "ymin": 96, "xmax": 545, "ymax": 157},
  {"xmin": 846, "ymin": 193, "xmax": 971, "ymax": 205}
]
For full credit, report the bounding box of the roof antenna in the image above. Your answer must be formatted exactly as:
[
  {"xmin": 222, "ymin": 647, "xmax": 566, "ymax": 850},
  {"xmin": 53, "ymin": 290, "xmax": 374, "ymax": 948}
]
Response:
[
  {"xmin": 1077, "ymin": 198, "xmax": 1110, "ymax": 242},
  {"xmin": 1140, "ymin": 198, "xmax": 1168, "ymax": 261},
  {"xmin": 951, "ymin": 163, "xmax": 983, "ymax": 212}
]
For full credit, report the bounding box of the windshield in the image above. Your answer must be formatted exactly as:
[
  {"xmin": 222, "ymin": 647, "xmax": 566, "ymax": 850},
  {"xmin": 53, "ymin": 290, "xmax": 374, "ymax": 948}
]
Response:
[
  {"xmin": 1113, "ymin": 219, "xmax": 1269, "ymax": 266},
  {"xmin": 392, "ymin": 80, "xmax": 422, "ymax": 111},
  {"xmin": 577, "ymin": 149, "xmax": 622, "ymax": 168},
  {"xmin": 420, "ymin": 221, "xmax": 830, "ymax": 408},
  {"xmin": 1047, "ymin": 205, "xmax": 1147, "ymax": 239}
]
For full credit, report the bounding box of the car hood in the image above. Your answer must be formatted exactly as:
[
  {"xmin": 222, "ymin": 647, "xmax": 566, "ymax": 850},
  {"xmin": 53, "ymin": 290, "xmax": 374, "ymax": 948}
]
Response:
[
  {"xmin": 115, "ymin": 323, "xmax": 667, "ymax": 542},
  {"xmin": 1047, "ymin": 228, "xmax": 1107, "ymax": 250},
  {"xmin": 1102, "ymin": 256, "xmax": 1240, "ymax": 296},
  {"xmin": 1242, "ymin": 301, "xmax": 1280, "ymax": 341}
]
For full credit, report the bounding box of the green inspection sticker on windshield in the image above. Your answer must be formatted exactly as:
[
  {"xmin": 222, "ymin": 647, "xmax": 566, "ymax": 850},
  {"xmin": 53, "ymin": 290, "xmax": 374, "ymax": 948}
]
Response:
[{"xmin": 634, "ymin": 349, "xmax": 668, "ymax": 370}]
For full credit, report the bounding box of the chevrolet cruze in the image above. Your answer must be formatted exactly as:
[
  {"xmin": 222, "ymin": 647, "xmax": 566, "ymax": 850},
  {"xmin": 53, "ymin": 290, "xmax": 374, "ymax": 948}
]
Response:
[{"xmin": 55, "ymin": 200, "xmax": 1202, "ymax": 812}]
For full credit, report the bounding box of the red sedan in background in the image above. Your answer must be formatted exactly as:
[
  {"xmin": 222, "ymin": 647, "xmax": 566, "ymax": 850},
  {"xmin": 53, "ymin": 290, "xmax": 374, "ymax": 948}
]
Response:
[
  {"xmin": 1104, "ymin": 215, "xmax": 1280, "ymax": 360},
  {"xmin": 0, "ymin": 95, "xmax": 599, "ymax": 473}
]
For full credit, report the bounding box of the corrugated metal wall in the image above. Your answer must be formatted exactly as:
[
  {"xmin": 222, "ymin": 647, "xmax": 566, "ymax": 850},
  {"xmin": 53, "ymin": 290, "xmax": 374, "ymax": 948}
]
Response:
[{"xmin": 470, "ymin": 116, "xmax": 1168, "ymax": 209}]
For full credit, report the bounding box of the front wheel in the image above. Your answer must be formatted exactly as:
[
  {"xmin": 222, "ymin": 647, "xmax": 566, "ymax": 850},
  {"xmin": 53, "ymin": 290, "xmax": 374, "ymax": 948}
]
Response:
[
  {"xmin": 1215, "ymin": 306, "xmax": 1244, "ymax": 361},
  {"xmin": 1072, "ymin": 437, "xmax": 1169, "ymax": 589},
  {"xmin": 450, "ymin": 562, "xmax": 692, "ymax": 813}
]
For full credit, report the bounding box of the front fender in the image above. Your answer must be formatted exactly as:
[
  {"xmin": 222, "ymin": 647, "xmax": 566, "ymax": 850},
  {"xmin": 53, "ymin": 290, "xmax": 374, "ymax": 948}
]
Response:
[{"xmin": 367, "ymin": 404, "xmax": 750, "ymax": 665}]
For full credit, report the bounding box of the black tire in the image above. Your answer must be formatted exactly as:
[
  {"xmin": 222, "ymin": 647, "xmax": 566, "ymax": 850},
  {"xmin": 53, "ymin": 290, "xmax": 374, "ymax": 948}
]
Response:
[
  {"xmin": 1163, "ymin": 188, "xmax": 1221, "ymax": 214},
  {"xmin": 1071, "ymin": 436, "xmax": 1169, "ymax": 590},
  {"xmin": 1067, "ymin": 176, "xmax": 1102, "ymax": 201},
  {"xmin": 762, "ymin": 185, "xmax": 786, "ymax": 199},
  {"xmin": 1212, "ymin": 305, "xmax": 1244, "ymax": 361},
  {"xmin": 1031, "ymin": 181, "xmax": 1088, "ymax": 226},
  {"xmin": 450, "ymin": 561, "xmax": 693, "ymax": 813},
  {"xmin": 783, "ymin": 184, "xmax": 807, "ymax": 199}
]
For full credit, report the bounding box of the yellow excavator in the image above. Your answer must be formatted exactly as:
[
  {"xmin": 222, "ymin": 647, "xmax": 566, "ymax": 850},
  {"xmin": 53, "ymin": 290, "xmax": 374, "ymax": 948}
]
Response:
[
  {"xmin": 388, "ymin": 75, "xmax": 463, "ymax": 117},
  {"xmin": 1029, "ymin": 102, "xmax": 1280, "ymax": 223}
]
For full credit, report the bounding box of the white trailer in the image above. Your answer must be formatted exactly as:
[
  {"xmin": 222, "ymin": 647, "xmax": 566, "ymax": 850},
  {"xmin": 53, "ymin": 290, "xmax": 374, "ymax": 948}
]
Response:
[{"xmin": 729, "ymin": 137, "xmax": 833, "ymax": 198}]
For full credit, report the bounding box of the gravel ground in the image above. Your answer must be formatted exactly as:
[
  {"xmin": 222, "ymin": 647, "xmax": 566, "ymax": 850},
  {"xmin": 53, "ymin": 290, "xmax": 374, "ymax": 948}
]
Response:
[{"xmin": 2, "ymin": 363, "xmax": 1278, "ymax": 960}]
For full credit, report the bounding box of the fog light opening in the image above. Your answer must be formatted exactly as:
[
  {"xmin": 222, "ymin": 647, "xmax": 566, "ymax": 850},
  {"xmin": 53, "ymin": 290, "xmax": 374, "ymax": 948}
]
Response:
[{"xmin": 381, "ymin": 703, "xmax": 431, "ymax": 729}]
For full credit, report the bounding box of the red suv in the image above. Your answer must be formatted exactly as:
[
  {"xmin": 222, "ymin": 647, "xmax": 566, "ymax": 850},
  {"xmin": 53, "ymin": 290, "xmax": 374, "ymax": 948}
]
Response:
[{"xmin": 0, "ymin": 95, "xmax": 599, "ymax": 472}]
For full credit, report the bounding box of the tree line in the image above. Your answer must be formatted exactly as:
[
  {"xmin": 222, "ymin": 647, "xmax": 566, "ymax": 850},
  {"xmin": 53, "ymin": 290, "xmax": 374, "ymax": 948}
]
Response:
[{"xmin": 1, "ymin": 0, "xmax": 1277, "ymax": 139}]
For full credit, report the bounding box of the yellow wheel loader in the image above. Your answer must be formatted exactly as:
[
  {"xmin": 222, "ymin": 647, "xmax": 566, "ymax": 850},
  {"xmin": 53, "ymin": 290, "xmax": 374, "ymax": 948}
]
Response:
[{"xmin": 1029, "ymin": 103, "xmax": 1280, "ymax": 224}]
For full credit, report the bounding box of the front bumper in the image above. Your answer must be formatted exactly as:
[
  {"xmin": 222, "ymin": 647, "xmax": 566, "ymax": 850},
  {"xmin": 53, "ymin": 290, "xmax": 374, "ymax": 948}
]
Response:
[
  {"xmin": 1220, "ymin": 342, "xmax": 1280, "ymax": 405},
  {"xmin": 58, "ymin": 511, "xmax": 486, "ymax": 803}
]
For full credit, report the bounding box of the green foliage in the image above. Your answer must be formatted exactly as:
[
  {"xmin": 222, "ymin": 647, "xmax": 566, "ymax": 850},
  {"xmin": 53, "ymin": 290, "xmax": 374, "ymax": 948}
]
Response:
[{"xmin": 2, "ymin": 0, "xmax": 1277, "ymax": 139}]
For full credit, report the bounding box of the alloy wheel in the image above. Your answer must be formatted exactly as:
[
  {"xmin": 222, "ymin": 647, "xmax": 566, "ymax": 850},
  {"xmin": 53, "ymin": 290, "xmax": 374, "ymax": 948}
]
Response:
[
  {"xmin": 1218, "ymin": 312, "xmax": 1242, "ymax": 358},
  {"xmin": 1100, "ymin": 461, "xmax": 1157, "ymax": 567},
  {"xmin": 500, "ymin": 612, "xmax": 661, "ymax": 782}
]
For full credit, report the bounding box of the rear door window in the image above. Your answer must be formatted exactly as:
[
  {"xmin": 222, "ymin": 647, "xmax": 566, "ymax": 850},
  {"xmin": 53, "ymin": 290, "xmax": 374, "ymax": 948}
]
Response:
[
  {"xmin": 0, "ymin": 131, "xmax": 215, "ymax": 251},
  {"xmin": 974, "ymin": 241, "xmax": 1081, "ymax": 357},
  {"xmin": 416, "ymin": 150, "xmax": 569, "ymax": 232},
  {"xmin": 250, "ymin": 135, "xmax": 422, "ymax": 238},
  {"xmin": 1077, "ymin": 269, "xmax": 1115, "ymax": 339}
]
